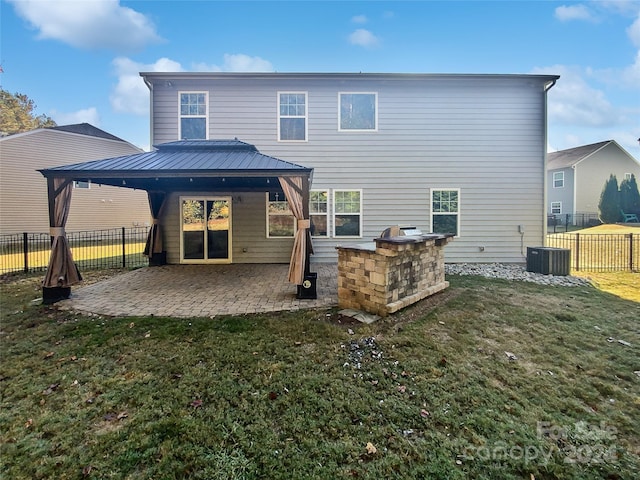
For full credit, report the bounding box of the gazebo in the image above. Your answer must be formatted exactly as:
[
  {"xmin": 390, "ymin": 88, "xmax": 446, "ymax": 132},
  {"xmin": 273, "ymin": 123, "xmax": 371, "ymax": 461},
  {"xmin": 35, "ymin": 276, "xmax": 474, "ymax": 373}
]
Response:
[{"xmin": 38, "ymin": 140, "xmax": 315, "ymax": 303}]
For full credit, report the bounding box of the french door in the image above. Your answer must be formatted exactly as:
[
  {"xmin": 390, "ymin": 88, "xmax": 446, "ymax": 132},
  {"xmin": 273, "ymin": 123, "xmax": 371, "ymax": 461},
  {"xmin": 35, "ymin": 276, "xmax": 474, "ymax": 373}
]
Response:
[{"xmin": 180, "ymin": 197, "xmax": 231, "ymax": 263}]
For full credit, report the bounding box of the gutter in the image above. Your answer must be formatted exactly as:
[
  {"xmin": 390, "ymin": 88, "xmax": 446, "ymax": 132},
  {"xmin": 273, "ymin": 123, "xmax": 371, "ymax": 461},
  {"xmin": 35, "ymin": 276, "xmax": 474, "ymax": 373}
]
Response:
[{"xmin": 142, "ymin": 75, "xmax": 154, "ymax": 149}]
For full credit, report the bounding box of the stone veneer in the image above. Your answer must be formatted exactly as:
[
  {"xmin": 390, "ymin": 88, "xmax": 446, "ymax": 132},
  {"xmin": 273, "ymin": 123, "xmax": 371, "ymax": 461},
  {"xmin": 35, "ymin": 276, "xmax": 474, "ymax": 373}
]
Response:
[{"xmin": 336, "ymin": 234, "xmax": 454, "ymax": 317}]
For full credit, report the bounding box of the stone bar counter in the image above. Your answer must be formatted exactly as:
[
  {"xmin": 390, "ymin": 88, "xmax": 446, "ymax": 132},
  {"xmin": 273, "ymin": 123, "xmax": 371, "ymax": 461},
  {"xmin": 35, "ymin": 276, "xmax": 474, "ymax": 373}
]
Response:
[{"xmin": 336, "ymin": 233, "xmax": 454, "ymax": 317}]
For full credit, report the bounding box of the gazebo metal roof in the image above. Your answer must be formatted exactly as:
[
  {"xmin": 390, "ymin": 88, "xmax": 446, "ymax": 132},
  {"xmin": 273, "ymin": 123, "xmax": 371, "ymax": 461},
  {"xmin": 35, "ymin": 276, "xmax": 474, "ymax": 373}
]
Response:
[{"xmin": 39, "ymin": 139, "xmax": 312, "ymax": 191}]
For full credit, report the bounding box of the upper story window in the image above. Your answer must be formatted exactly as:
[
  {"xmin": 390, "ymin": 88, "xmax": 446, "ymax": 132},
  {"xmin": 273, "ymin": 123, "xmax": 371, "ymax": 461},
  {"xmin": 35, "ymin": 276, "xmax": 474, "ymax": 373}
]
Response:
[
  {"xmin": 431, "ymin": 188, "xmax": 460, "ymax": 237},
  {"xmin": 553, "ymin": 171, "xmax": 564, "ymax": 188},
  {"xmin": 179, "ymin": 92, "xmax": 208, "ymax": 140},
  {"xmin": 333, "ymin": 190, "xmax": 362, "ymax": 237},
  {"xmin": 339, "ymin": 92, "xmax": 377, "ymax": 131},
  {"xmin": 309, "ymin": 190, "xmax": 329, "ymax": 237},
  {"xmin": 73, "ymin": 180, "xmax": 90, "ymax": 189},
  {"xmin": 278, "ymin": 92, "xmax": 307, "ymax": 141},
  {"xmin": 624, "ymin": 173, "xmax": 632, "ymax": 181}
]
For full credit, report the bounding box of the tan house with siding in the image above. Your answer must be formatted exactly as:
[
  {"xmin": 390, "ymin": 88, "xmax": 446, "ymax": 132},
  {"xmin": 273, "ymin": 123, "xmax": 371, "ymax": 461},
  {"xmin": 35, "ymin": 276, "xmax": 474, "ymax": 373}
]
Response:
[
  {"xmin": 0, "ymin": 123, "xmax": 150, "ymax": 234},
  {"xmin": 547, "ymin": 140, "xmax": 640, "ymax": 218}
]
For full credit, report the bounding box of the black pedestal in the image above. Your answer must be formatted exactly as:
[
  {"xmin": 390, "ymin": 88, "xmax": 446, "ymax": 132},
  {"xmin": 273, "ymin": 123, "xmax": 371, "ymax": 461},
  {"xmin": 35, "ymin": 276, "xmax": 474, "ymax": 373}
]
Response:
[
  {"xmin": 149, "ymin": 251, "xmax": 167, "ymax": 266},
  {"xmin": 296, "ymin": 272, "xmax": 318, "ymax": 299},
  {"xmin": 42, "ymin": 286, "xmax": 71, "ymax": 304}
]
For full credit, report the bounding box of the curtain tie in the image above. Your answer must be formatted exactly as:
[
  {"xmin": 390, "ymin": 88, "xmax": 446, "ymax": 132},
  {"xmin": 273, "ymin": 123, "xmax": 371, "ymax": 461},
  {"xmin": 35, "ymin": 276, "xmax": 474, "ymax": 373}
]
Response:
[
  {"xmin": 297, "ymin": 219, "xmax": 310, "ymax": 229},
  {"xmin": 153, "ymin": 219, "xmax": 159, "ymax": 225},
  {"xmin": 50, "ymin": 227, "xmax": 65, "ymax": 237}
]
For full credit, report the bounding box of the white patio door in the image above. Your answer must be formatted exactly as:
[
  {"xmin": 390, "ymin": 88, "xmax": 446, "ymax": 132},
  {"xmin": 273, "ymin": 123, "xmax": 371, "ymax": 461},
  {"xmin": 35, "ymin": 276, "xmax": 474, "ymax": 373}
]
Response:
[{"xmin": 180, "ymin": 196, "xmax": 232, "ymax": 263}]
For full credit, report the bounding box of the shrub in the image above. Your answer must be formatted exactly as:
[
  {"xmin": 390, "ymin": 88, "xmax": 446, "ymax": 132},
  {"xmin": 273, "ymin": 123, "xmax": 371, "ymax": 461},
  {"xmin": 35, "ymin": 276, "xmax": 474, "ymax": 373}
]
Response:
[{"xmin": 598, "ymin": 174, "xmax": 621, "ymax": 223}]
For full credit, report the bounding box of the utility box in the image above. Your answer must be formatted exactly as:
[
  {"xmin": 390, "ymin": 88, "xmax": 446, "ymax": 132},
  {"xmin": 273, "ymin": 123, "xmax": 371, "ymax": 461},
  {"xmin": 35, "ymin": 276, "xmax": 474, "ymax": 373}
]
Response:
[{"xmin": 526, "ymin": 247, "xmax": 571, "ymax": 276}]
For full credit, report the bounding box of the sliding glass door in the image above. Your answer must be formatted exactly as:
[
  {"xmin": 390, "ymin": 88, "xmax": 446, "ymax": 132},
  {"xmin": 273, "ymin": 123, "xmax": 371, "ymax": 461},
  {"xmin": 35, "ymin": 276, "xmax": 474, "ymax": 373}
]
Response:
[{"xmin": 180, "ymin": 197, "xmax": 231, "ymax": 263}]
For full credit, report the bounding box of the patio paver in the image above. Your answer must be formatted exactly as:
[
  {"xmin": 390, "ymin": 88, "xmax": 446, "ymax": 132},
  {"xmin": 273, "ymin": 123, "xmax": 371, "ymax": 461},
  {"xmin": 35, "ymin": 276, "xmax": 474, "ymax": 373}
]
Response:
[{"xmin": 57, "ymin": 263, "xmax": 338, "ymax": 318}]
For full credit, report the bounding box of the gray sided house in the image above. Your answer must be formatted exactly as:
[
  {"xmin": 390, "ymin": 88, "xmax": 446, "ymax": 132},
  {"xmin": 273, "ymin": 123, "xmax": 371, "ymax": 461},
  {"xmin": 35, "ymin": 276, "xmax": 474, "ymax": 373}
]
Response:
[
  {"xmin": 142, "ymin": 72, "xmax": 559, "ymax": 264},
  {"xmin": 38, "ymin": 73, "xmax": 559, "ymax": 299},
  {"xmin": 547, "ymin": 140, "xmax": 640, "ymax": 218},
  {"xmin": 0, "ymin": 123, "xmax": 149, "ymax": 234}
]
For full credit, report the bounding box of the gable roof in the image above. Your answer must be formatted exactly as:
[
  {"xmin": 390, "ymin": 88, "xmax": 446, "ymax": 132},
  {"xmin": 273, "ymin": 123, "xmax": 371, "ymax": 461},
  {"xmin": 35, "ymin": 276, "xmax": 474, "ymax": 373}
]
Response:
[
  {"xmin": 48, "ymin": 123, "xmax": 126, "ymax": 142},
  {"xmin": 39, "ymin": 139, "xmax": 312, "ymax": 191},
  {"xmin": 547, "ymin": 140, "xmax": 613, "ymax": 170}
]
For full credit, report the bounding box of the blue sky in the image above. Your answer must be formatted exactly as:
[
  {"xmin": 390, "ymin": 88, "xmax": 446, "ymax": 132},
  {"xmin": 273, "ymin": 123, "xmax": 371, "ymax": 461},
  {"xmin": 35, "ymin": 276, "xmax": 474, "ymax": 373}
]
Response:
[{"xmin": 1, "ymin": 0, "xmax": 639, "ymax": 156}]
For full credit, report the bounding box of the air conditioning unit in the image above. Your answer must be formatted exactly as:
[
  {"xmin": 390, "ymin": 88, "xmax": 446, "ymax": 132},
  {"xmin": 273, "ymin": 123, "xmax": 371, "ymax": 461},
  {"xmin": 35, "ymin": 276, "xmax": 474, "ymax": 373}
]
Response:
[{"xmin": 526, "ymin": 247, "xmax": 570, "ymax": 276}]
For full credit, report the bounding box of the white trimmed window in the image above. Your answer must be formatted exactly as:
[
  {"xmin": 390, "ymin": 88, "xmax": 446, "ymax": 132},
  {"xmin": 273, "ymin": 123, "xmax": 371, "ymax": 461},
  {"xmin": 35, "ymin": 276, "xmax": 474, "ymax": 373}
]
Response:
[
  {"xmin": 339, "ymin": 92, "xmax": 377, "ymax": 131},
  {"xmin": 431, "ymin": 189, "xmax": 460, "ymax": 237},
  {"xmin": 624, "ymin": 173, "xmax": 632, "ymax": 181},
  {"xmin": 333, "ymin": 190, "xmax": 362, "ymax": 237},
  {"xmin": 179, "ymin": 92, "xmax": 208, "ymax": 140},
  {"xmin": 266, "ymin": 192, "xmax": 295, "ymax": 238},
  {"xmin": 278, "ymin": 92, "xmax": 307, "ymax": 141},
  {"xmin": 553, "ymin": 171, "xmax": 564, "ymax": 188},
  {"xmin": 73, "ymin": 180, "xmax": 90, "ymax": 189},
  {"xmin": 551, "ymin": 201, "xmax": 562, "ymax": 215},
  {"xmin": 309, "ymin": 190, "xmax": 329, "ymax": 237}
]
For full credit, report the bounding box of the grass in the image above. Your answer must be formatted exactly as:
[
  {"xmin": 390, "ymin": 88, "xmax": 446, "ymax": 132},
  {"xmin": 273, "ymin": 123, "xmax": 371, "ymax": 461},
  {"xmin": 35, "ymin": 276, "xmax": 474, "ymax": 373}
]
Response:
[{"xmin": 1, "ymin": 271, "xmax": 639, "ymax": 479}]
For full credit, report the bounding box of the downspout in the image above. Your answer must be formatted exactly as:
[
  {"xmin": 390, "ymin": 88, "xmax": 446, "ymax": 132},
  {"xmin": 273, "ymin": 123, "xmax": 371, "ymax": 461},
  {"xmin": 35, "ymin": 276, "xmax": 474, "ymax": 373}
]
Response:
[
  {"xmin": 543, "ymin": 78, "xmax": 558, "ymax": 246},
  {"xmin": 142, "ymin": 75, "xmax": 154, "ymax": 148}
]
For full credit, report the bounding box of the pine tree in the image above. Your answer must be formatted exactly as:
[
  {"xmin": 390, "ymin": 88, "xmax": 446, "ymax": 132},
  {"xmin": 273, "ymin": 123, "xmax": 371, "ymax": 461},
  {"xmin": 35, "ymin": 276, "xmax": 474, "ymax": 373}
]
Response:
[
  {"xmin": 598, "ymin": 174, "xmax": 621, "ymax": 223},
  {"xmin": 619, "ymin": 174, "xmax": 640, "ymax": 214}
]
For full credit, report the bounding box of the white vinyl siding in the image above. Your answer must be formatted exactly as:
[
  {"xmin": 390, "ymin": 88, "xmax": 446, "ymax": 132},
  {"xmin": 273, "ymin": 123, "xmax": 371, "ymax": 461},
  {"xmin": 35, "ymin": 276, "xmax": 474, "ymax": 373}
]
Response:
[
  {"xmin": 179, "ymin": 92, "xmax": 208, "ymax": 140},
  {"xmin": 278, "ymin": 92, "xmax": 307, "ymax": 141}
]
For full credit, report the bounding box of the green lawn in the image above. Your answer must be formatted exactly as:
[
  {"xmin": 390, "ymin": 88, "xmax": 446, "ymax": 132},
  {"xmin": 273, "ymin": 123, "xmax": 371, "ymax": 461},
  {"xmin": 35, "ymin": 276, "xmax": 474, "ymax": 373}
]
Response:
[{"xmin": 1, "ymin": 272, "xmax": 638, "ymax": 479}]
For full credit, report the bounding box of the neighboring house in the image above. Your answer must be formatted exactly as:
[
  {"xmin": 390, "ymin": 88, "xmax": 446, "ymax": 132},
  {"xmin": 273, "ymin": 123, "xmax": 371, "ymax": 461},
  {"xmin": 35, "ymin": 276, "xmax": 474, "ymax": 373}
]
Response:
[
  {"xmin": 547, "ymin": 140, "xmax": 640, "ymax": 218},
  {"xmin": 40, "ymin": 73, "xmax": 559, "ymax": 268},
  {"xmin": 0, "ymin": 123, "xmax": 150, "ymax": 234}
]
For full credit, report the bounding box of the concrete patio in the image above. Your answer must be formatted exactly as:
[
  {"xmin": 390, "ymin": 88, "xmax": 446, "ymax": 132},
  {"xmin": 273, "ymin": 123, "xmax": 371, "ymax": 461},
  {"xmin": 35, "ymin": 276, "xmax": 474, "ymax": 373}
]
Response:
[{"xmin": 57, "ymin": 263, "xmax": 338, "ymax": 318}]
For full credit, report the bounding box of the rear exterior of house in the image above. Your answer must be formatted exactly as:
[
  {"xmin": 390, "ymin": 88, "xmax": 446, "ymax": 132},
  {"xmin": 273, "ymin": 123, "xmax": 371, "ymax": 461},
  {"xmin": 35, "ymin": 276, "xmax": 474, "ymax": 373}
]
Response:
[
  {"xmin": 143, "ymin": 72, "xmax": 558, "ymax": 264},
  {"xmin": 0, "ymin": 124, "xmax": 150, "ymax": 234},
  {"xmin": 547, "ymin": 140, "xmax": 640, "ymax": 217}
]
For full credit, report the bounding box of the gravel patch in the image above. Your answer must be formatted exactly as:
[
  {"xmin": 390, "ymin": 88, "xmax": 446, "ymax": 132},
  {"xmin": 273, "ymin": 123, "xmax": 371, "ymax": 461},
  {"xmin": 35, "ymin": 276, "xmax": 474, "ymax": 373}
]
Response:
[{"xmin": 445, "ymin": 263, "xmax": 591, "ymax": 287}]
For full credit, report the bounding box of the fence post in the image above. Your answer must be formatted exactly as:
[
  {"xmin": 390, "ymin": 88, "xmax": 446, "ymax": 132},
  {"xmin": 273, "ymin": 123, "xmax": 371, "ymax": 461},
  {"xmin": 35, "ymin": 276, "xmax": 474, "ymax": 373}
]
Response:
[
  {"xmin": 122, "ymin": 227, "xmax": 126, "ymax": 268},
  {"xmin": 575, "ymin": 233, "xmax": 580, "ymax": 271},
  {"xmin": 23, "ymin": 232, "xmax": 29, "ymax": 273},
  {"xmin": 630, "ymin": 233, "xmax": 634, "ymax": 272}
]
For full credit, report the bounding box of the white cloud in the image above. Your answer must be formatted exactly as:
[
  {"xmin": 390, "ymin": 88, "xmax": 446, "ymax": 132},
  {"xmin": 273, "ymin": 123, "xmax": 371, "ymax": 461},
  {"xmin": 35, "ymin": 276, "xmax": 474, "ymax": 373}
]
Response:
[
  {"xmin": 50, "ymin": 107, "xmax": 101, "ymax": 126},
  {"xmin": 352, "ymin": 15, "xmax": 368, "ymax": 24},
  {"xmin": 8, "ymin": 0, "xmax": 162, "ymax": 52},
  {"xmin": 533, "ymin": 65, "xmax": 619, "ymax": 127},
  {"xmin": 110, "ymin": 57, "xmax": 183, "ymax": 115},
  {"xmin": 348, "ymin": 29, "xmax": 380, "ymax": 48},
  {"xmin": 554, "ymin": 4, "xmax": 596, "ymax": 22},
  {"xmin": 193, "ymin": 54, "xmax": 274, "ymax": 72},
  {"xmin": 627, "ymin": 12, "xmax": 640, "ymax": 47}
]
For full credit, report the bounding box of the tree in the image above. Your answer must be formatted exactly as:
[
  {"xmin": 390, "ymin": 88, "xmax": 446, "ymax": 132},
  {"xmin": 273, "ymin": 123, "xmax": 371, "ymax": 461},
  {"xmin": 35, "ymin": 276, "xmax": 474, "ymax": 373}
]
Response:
[
  {"xmin": 598, "ymin": 174, "xmax": 621, "ymax": 223},
  {"xmin": 0, "ymin": 88, "xmax": 56, "ymax": 135},
  {"xmin": 619, "ymin": 174, "xmax": 640, "ymax": 214}
]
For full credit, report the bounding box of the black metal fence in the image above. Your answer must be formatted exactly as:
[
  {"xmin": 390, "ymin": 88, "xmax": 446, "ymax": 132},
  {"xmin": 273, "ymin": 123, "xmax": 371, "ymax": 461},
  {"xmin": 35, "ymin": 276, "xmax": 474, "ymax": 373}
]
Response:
[
  {"xmin": 0, "ymin": 226, "xmax": 150, "ymax": 276},
  {"xmin": 547, "ymin": 213, "xmax": 601, "ymax": 233},
  {"xmin": 546, "ymin": 232, "xmax": 639, "ymax": 272}
]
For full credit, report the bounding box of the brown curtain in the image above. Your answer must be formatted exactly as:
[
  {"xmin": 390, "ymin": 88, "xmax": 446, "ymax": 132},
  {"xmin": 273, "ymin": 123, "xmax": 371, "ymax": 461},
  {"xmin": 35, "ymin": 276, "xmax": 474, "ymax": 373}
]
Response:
[
  {"xmin": 143, "ymin": 191, "xmax": 166, "ymax": 256},
  {"xmin": 43, "ymin": 178, "xmax": 82, "ymax": 288},
  {"xmin": 279, "ymin": 176, "xmax": 311, "ymax": 285}
]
